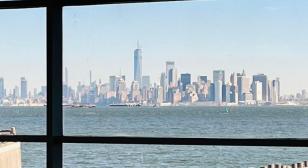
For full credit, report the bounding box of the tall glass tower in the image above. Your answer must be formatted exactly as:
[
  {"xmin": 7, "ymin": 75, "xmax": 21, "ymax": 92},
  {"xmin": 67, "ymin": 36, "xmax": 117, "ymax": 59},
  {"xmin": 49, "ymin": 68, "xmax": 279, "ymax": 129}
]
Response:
[
  {"xmin": 213, "ymin": 70, "xmax": 225, "ymax": 84},
  {"xmin": 180, "ymin": 73, "xmax": 191, "ymax": 91},
  {"xmin": 253, "ymin": 74, "xmax": 268, "ymax": 102},
  {"xmin": 20, "ymin": 77, "xmax": 28, "ymax": 99},
  {"xmin": 166, "ymin": 61, "xmax": 175, "ymax": 86},
  {"xmin": 134, "ymin": 44, "xmax": 142, "ymax": 85},
  {"xmin": 0, "ymin": 77, "xmax": 4, "ymax": 99}
]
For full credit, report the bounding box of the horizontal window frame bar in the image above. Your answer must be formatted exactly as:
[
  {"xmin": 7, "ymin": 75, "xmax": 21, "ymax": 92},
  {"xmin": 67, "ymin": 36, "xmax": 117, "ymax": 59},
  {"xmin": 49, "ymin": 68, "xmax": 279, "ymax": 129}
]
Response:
[
  {"xmin": 0, "ymin": 135, "xmax": 47, "ymax": 142},
  {"xmin": 1, "ymin": 135, "xmax": 308, "ymax": 147},
  {"xmin": 0, "ymin": 0, "xmax": 188, "ymax": 9},
  {"xmin": 54, "ymin": 136, "xmax": 308, "ymax": 147},
  {"xmin": 61, "ymin": 0, "xmax": 190, "ymax": 7},
  {"xmin": 0, "ymin": 0, "xmax": 47, "ymax": 9}
]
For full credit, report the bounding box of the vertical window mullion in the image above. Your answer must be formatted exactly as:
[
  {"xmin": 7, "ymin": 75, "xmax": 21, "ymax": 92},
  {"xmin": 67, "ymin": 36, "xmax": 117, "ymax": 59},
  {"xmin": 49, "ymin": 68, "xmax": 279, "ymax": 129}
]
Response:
[{"xmin": 47, "ymin": 0, "xmax": 63, "ymax": 168}]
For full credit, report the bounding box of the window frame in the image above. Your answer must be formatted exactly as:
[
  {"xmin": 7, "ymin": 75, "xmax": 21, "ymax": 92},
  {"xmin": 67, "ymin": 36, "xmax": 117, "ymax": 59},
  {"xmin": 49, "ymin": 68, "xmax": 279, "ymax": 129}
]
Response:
[{"xmin": 0, "ymin": 0, "xmax": 308, "ymax": 168}]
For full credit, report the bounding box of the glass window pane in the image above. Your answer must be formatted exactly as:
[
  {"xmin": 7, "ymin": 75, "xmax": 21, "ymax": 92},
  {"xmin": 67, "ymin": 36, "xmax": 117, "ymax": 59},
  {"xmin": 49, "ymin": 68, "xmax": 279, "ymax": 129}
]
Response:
[
  {"xmin": 0, "ymin": 8, "xmax": 46, "ymax": 135},
  {"xmin": 64, "ymin": 144, "xmax": 308, "ymax": 168},
  {"xmin": 64, "ymin": 106, "xmax": 308, "ymax": 138},
  {"xmin": 22, "ymin": 143, "xmax": 46, "ymax": 168},
  {"xmin": 63, "ymin": 1, "xmax": 308, "ymax": 138}
]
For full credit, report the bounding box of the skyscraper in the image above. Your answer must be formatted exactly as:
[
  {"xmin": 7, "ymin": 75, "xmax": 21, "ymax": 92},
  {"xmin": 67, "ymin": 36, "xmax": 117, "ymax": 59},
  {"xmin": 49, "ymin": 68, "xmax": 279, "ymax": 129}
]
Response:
[
  {"xmin": 198, "ymin": 76, "xmax": 208, "ymax": 84},
  {"xmin": 268, "ymin": 79, "xmax": 273, "ymax": 102},
  {"xmin": 252, "ymin": 81, "xmax": 262, "ymax": 102},
  {"xmin": 168, "ymin": 68, "xmax": 178, "ymax": 88},
  {"xmin": 276, "ymin": 77, "xmax": 281, "ymax": 101},
  {"xmin": 213, "ymin": 70, "xmax": 225, "ymax": 102},
  {"xmin": 134, "ymin": 45, "xmax": 142, "ymax": 85},
  {"xmin": 222, "ymin": 84, "xmax": 226, "ymax": 102},
  {"xmin": 160, "ymin": 73, "xmax": 166, "ymax": 88},
  {"xmin": 209, "ymin": 82, "xmax": 215, "ymax": 101},
  {"xmin": 230, "ymin": 73, "xmax": 237, "ymax": 86},
  {"xmin": 253, "ymin": 74, "xmax": 268, "ymax": 101},
  {"xmin": 214, "ymin": 80, "xmax": 222, "ymax": 104},
  {"xmin": 116, "ymin": 78, "xmax": 127, "ymax": 103},
  {"xmin": 180, "ymin": 73, "xmax": 191, "ymax": 91},
  {"xmin": 0, "ymin": 78, "xmax": 4, "ymax": 99},
  {"xmin": 230, "ymin": 85, "xmax": 238, "ymax": 103},
  {"xmin": 225, "ymin": 83, "xmax": 231, "ymax": 103},
  {"xmin": 155, "ymin": 86, "xmax": 164, "ymax": 104},
  {"xmin": 160, "ymin": 73, "xmax": 166, "ymax": 101},
  {"xmin": 109, "ymin": 75, "xmax": 124, "ymax": 92},
  {"xmin": 63, "ymin": 67, "xmax": 69, "ymax": 98},
  {"xmin": 237, "ymin": 70, "xmax": 250, "ymax": 101},
  {"xmin": 240, "ymin": 76, "xmax": 250, "ymax": 101},
  {"xmin": 142, "ymin": 76, "xmax": 151, "ymax": 89},
  {"xmin": 13, "ymin": 86, "xmax": 19, "ymax": 99},
  {"xmin": 229, "ymin": 73, "xmax": 237, "ymax": 103},
  {"xmin": 41, "ymin": 86, "xmax": 47, "ymax": 97},
  {"xmin": 166, "ymin": 61, "xmax": 175, "ymax": 86},
  {"xmin": 241, "ymin": 77, "xmax": 250, "ymax": 99},
  {"xmin": 213, "ymin": 70, "xmax": 225, "ymax": 84},
  {"xmin": 20, "ymin": 77, "xmax": 28, "ymax": 99},
  {"xmin": 131, "ymin": 81, "xmax": 141, "ymax": 102},
  {"xmin": 109, "ymin": 76, "xmax": 117, "ymax": 92},
  {"xmin": 271, "ymin": 79, "xmax": 280, "ymax": 104}
]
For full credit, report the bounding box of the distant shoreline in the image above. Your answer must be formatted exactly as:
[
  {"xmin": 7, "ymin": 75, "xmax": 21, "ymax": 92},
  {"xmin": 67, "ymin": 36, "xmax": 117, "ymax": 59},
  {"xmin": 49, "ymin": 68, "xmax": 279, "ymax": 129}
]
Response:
[{"xmin": 0, "ymin": 104, "xmax": 307, "ymax": 108}]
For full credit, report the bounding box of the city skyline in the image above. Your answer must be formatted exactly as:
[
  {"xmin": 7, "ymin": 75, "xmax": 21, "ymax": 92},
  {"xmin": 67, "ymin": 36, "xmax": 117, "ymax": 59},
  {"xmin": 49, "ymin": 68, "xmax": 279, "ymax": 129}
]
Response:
[
  {"xmin": 0, "ymin": 63, "xmax": 301, "ymax": 97},
  {"xmin": 0, "ymin": 45, "xmax": 306, "ymax": 98},
  {"xmin": 1, "ymin": 0, "xmax": 308, "ymax": 95},
  {"xmin": 0, "ymin": 51, "xmax": 306, "ymax": 97},
  {"xmin": 0, "ymin": 61, "xmax": 297, "ymax": 106},
  {"xmin": 0, "ymin": 53, "xmax": 306, "ymax": 107}
]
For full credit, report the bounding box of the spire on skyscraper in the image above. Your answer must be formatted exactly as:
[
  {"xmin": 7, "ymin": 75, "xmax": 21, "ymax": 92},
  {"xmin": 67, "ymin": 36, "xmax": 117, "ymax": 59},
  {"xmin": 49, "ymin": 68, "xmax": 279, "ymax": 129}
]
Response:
[
  {"xmin": 242, "ymin": 69, "xmax": 246, "ymax": 76},
  {"xmin": 137, "ymin": 40, "xmax": 140, "ymax": 49},
  {"xmin": 89, "ymin": 70, "xmax": 92, "ymax": 85}
]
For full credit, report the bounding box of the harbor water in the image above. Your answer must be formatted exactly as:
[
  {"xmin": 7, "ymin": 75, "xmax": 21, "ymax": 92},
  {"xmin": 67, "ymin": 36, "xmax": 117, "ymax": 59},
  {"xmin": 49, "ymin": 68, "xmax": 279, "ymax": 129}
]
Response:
[{"xmin": 1, "ymin": 106, "xmax": 308, "ymax": 167}]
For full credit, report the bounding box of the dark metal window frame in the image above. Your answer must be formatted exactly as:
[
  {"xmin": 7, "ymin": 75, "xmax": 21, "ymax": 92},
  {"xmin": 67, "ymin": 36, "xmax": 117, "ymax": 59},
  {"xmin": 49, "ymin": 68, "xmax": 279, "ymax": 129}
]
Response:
[{"xmin": 0, "ymin": 0, "xmax": 308, "ymax": 167}]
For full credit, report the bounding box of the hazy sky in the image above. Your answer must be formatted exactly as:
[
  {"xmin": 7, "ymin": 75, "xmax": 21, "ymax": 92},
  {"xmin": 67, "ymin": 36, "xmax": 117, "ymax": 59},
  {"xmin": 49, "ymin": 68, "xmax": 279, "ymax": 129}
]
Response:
[{"xmin": 1, "ymin": 0, "xmax": 308, "ymax": 95}]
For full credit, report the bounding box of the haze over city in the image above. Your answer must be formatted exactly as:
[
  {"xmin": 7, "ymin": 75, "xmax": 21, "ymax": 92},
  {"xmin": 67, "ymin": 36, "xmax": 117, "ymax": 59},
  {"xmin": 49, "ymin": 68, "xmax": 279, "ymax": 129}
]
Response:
[{"xmin": 0, "ymin": 0, "xmax": 308, "ymax": 95}]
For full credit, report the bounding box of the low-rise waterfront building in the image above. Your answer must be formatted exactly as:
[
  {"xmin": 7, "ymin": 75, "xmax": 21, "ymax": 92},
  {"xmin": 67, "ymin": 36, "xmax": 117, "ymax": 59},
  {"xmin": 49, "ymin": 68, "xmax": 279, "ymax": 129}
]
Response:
[{"xmin": 0, "ymin": 128, "xmax": 21, "ymax": 168}]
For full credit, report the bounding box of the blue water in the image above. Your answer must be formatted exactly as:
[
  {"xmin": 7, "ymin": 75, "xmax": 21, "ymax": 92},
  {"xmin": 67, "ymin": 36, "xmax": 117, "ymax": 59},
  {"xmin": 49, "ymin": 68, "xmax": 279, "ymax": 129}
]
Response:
[{"xmin": 1, "ymin": 106, "xmax": 308, "ymax": 167}]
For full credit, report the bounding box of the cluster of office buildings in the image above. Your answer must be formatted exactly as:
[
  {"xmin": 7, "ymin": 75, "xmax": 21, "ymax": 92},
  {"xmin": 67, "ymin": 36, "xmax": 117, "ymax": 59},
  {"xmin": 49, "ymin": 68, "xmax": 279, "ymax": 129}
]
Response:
[
  {"xmin": 0, "ymin": 77, "xmax": 47, "ymax": 106},
  {"xmin": 1, "ymin": 46, "xmax": 307, "ymax": 106},
  {"xmin": 62, "ymin": 46, "xmax": 285, "ymax": 106}
]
